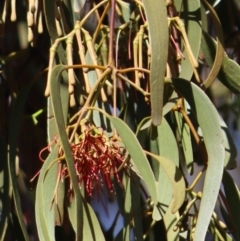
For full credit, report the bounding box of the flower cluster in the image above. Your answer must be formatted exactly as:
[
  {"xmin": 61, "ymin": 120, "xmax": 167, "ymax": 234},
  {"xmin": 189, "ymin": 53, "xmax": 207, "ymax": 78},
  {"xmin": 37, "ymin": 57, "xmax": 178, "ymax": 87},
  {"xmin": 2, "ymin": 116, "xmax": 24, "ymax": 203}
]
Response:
[{"xmin": 61, "ymin": 125, "xmax": 128, "ymax": 197}]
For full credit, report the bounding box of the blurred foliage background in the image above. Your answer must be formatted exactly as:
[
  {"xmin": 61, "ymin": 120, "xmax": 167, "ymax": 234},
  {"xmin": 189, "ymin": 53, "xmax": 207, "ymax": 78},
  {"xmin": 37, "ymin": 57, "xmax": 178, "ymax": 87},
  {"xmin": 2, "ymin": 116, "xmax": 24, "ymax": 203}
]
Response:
[{"xmin": 1, "ymin": 0, "xmax": 240, "ymax": 241}]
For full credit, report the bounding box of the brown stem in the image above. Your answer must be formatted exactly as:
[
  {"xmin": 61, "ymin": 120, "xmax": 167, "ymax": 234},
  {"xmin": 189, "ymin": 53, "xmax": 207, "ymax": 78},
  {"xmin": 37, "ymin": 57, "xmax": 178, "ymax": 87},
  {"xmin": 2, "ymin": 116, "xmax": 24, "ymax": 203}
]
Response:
[
  {"xmin": 108, "ymin": 0, "xmax": 116, "ymax": 65},
  {"xmin": 177, "ymin": 98, "xmax": 208, "ymax": 165}
]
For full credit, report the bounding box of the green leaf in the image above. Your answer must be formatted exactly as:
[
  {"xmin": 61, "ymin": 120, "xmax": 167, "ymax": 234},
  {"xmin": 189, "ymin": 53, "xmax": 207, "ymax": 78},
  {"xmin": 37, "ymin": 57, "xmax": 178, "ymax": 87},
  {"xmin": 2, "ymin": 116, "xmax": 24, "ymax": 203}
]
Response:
[
  {"xmin": 43, "ymin": 0, "xmax": 66, "ymax": 63},
  {"xmin": 170, "ymin": 78, "xmax": 225, "ymax": 241},
  {"xmin": 85, "ymin": 51, "xmax": 113, "ymax": 132},
  {"xmin": 130, "ymin": 173, "xmax": 143, "ymax": 241},
  {"xmin": 152, "ymin": 117, "xmax": 180, "ymax": 220},
  {"xmin": 201, "ymin": 30, "xmax": 240, "ymax": 94},
  {"xmin": 201, "ymin": 0, "xmax": 224, "ymax": 89},
  {"xmin": 35, "ymin": 146, "xmax": 58, "ymax": 241},
  {"xmin": 143, "ymin": 0, "xmax": 169, "ymax": 125},
  {"xmin": 162, "ymin": 91, "xmax": 178, "ymax": 116},
  {"xmin": 175, "ymin": 0, "xmax": 202, "ymax": 81},
  {"xmin": 146, "ymin": 152, "xmax": 185, "ymax": 214},
  {"xmin": 109, "ymin": 116, "xmax": 158, "ymax": 208},
  {"xmin": 50, "ymin": 64, "xmax": 83, "ymax": 240},
  {"xmin": 68, "ymin": 194, "xmax": 105, "ymax": 241},
  {"xmin": 117, "ymin": 0, "xmax": 131, "ymax": 23},
  {"xmin": 175, "ymin": 109, "xmax": 194, "ymax": 174},
  {"xmin": 219, "ymin": 116, "xmax": 237, "ymax": 170},
  {"xmin": 222, "ymin": 171, "xmax": 240, "ymax": 240},
  {"xmin": 163, "ymin": 203, "xmax": 179, "ymax": 241},
  {"xmin": 47, "ymin": 70, "xmax": 69, "ymax": 226}
]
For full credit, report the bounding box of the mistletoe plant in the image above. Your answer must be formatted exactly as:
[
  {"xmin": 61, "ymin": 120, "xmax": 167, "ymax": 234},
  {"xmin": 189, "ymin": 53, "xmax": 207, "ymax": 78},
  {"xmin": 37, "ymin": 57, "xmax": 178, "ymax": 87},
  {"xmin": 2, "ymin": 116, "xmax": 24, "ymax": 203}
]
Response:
[{"xmin": 1, "ymin": 0, "xmax": 240, "ymax": 241}]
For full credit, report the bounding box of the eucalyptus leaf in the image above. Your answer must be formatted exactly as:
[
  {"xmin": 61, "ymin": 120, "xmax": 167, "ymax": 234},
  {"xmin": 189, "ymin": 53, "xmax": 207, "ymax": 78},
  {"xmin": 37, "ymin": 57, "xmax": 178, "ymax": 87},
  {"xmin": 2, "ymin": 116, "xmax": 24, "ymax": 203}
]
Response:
[
  {"xmin": 175, "ymin": 110, "xmax": 194, "ymax": 174},
  {"xmin": 146, "ymin": 152, "xmax": 185, "ymax": 214},
  {"xmin": 163, "ymin": 203, "xmax": 179, "ymax": 241},
  {"xmin": 201, "ymin": 0, "xmax": 224, "ymax": 89},
  {"xmin": 175, "ymin": 0, "xmax": 202, "ymax": 81},
  {"xmin": 153, "ymin": 118, "xmax": 180, "ymax": 220},
  {"xmin": 50, "ymin": 65, "xmax": 83, "ymax": 240},
  {"xmin": 130, "ymin": 173, "xmax": 143, "ymax": 241},
  {"xmin": 68, "ymin": 194, "xmax": 105, "ymax": 241},
  {"xmin": 218, "ymin": 116, "xmax": 237, "ymax": 170},
  {"xmin": 109, "ymin": 116, "xmax": 157, "ymax": 206},
  {"xmin": 35, "ymin": 146, "xmax": 58, "ymax": 241},
  {"xmin": 222, "ymin": 171, "xmax": 240, "ymax": 240},
  {"xmin": 170, "ymin": 78, "xmax": 225, "ymax": 241},
  {"xmin": 143, "ymin": 0, "xmax": 169, "ymax": 125},
  {"xmin": 201, "ymin": 30, "xmax": 240, "ymax": 94}
]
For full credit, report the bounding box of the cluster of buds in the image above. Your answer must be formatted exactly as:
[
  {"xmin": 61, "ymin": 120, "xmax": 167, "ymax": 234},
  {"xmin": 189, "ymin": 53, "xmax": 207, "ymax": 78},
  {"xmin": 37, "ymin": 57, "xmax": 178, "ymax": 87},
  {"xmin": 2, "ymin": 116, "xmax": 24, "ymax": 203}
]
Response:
[{"xmin": 60, "ymin": 124, "xmax": 128, "ymax": 197}]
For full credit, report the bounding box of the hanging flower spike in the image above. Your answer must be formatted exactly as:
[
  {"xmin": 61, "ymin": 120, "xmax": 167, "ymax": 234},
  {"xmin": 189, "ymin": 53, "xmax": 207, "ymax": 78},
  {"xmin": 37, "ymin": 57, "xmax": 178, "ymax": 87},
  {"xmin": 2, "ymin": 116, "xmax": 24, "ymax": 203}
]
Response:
[{"xmin": 60, "ymin": 124, "xmax": 128, "ymax": 198}]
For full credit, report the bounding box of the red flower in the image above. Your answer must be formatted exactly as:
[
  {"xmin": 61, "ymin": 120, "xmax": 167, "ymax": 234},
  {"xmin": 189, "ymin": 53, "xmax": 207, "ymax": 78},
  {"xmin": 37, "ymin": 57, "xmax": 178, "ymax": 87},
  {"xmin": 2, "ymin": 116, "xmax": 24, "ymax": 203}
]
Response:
[{"xmin": 60, "ymin": 124, "xmax": 128, "ymax": 197}]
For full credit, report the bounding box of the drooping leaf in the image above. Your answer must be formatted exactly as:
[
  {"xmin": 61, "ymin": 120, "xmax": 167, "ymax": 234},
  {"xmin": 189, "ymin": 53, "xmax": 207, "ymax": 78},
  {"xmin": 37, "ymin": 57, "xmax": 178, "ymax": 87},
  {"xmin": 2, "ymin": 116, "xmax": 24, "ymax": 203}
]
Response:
[
  {"xmin": 68, "ymin": 193, "xmax": 105, "ymax": 241},
  {"xmin": 85, "ymin": 51, "xmax": 113, "ymax": 132},
  {"xmin": 109, "ymin": 116, "xmax": 158, "ymax": 209},
  {"xmin": 143, "ymin": 0, "xmax": 169, "ymax": 125},
  {"xmin": 35, "ymin": 146, "xmax": 58, "ymax": 241},
  {"xmin": 43, "ymin": 0, "xmax": 66, "ymax": 63},
  {"xmin": 175, "ymin": 109, "xmax": 194, "ymax": 174},
  {"xmin": 145, "ymin": 152, "xmax": 185, "ymax": 214},
  {"xmin": 152, "ymin": 117, "xmax": 180, "ymax": 220},
  {"xmin": 222, "ymin": 171, "xmax": 240, "ymax": 240},
  {"xmin": 130, "ymin": 173, "xmax": 143, "ymax": 241},
  {"xmin": 201, "ymin": 0, "xmax": 224, "ymax": 89},
  {"xmin": 201, "ymin": 30, "xmax": 240, "ymax": 94},
  {"xmin": 50, "ymin": 64, "xmax": 83, "ymax": 240},
  {"xmin": 47, "ymin": 69, "xmax": 69, "ymax": 226},
  {"xmin": 163, "ymin": 203, "xmax": 180, "ymax": 241},
  {"xmin": 218, "ymin": 116, "xmax": 237, "ymax": 170},
  {"xmin": 169, "ymin": 78, "xmax": 225, "ymax": 241},
  {"xmin": 175, "ymin": 0, "xmax": 202, "ymax": 81}
]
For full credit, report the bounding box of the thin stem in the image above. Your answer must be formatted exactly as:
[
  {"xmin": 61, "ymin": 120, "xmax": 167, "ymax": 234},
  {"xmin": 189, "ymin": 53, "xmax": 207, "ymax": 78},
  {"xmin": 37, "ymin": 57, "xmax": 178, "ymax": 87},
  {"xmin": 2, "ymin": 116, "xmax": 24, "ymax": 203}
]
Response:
[
  {"xmin": 118, "ymin": 67, "xmax": 150, "ymax": 74},
  {"xmin": 112, "ymin": 69, "xmax": 117, "ymax": 117},
  {"xmin": 69, "ymin": 67, "xmax": 112, "ymax": 143},
  {"xmin": 92, "ymin": 2, "xmax": 110, "ymax": 44},
  {"xmin": 117, "ymin": 72, "xmax": 150, "ymax": 96},
  {"xmin": 176, "ymin": 98, "xmax": 208, "ymax": 164},
  {"xmin": 186, "ymin": 166, "xmax": 206, "ymax": 191},
  {"xmin": 108, "ymin": 0, "xmax": 116, "ymax": 65}
]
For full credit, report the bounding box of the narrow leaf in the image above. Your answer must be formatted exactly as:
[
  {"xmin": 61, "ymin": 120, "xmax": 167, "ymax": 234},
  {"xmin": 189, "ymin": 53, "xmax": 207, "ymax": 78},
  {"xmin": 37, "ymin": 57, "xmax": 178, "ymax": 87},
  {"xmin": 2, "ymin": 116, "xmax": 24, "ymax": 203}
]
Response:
[
  {"xmin": 109, "ymin": 116, "xmax": 158, "ymax": 207},
  {"xmin": 201, "ymin": 30, "xmax": 240, "ymax": 95},
  {"xmin": 218, "ymin": 116, "xmax": 237, "ymax": 170},
  {"xmin": 68, "ymin": 194, "xmax": 105, "ymax": 241},
  {"xmin": 143, "ymin": 0, "xmax": 169, "ymax": 125},
  {"xmin": 201, "ymin": 0, "xmax": 224, "ymax": 89},
  {"xmin": 153, "ymin": 118, "xmax": 180, "ymax": 220},
  {"xmin": 175, "ymin": 0, "xmax": 202, "ymax": 81},
  {"xmin": 222, "ymin": 171, "xmax": 240, "ymax": 240},
  {"xmin": 170, "ymin": 78, "xmax": 225, "ymax": 241},
  {"xmin": 146, "ymin": 152, "xmax": 185, "ymax": 214},
  {"xmin": 50, "ymin": 65, "xmax": 83, "ymax": 240},
  {"xmin": 35, "ymin": 146, "xmax": 58, "ymax": 241},
  {"xmin": 175, "ymin": 110, "xmax": 194, "ymax": 174}
]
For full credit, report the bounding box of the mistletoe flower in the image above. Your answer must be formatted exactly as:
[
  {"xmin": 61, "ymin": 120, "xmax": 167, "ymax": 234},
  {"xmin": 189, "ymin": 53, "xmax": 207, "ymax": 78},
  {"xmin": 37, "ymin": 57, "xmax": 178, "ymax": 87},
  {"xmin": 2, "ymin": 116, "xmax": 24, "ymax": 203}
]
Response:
[{"xmin": 60, "ymin": 125, "xmax": 128, "ymax": 197}]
